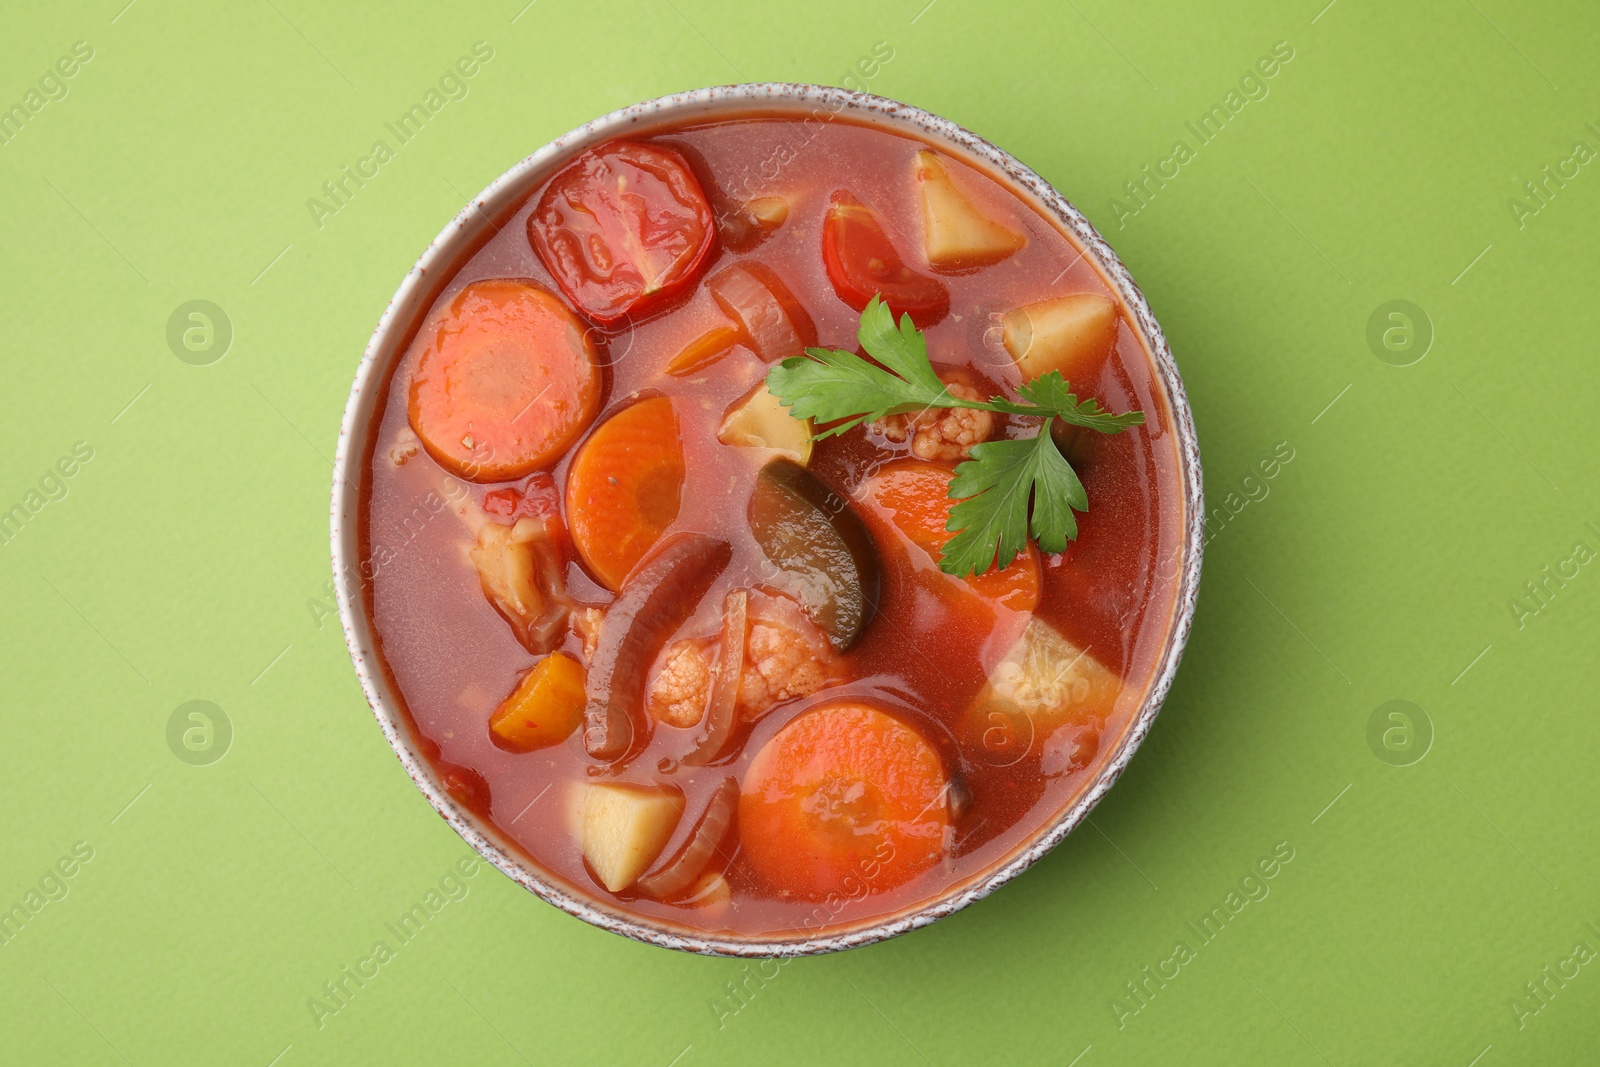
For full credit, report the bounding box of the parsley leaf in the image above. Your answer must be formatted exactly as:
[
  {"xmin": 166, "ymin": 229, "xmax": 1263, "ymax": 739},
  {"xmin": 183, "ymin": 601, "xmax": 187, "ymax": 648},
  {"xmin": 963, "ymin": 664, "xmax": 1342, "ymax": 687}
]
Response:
[
  {"xmin": 1012, "ymin": 372, "xmax": 1147, "ymax": 433},
  {"xmin": 944, "ymin": 421, "xmax": 1088, "ymax": 576},
  {"xmin": 763, "ymin": 295, "xmax": 1143, "ymax": 577},
  {"xmin": 767, "ymin": 296, "xmax": 959, "ymax": 439},
  {"xmin": 854, "ymin": 294, "xmax": 947, "ymax": 396}
]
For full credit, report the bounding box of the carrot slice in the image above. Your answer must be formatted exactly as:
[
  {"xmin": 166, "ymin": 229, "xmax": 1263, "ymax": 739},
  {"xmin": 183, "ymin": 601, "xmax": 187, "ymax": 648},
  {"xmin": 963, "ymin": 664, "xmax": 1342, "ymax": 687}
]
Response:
[
  {"xmin": 665, "ymin": 324, "xmax": 741, "ymax": 377},
  {"xmin": 565, "ymin": 396, "xmax": 686, "ymax": 591},
  {"xmin": 408, "ymin": 279, "xmax": 601, "ymax": 482},
  {"xmin": 858, "ymin": 460, "xmax": 1041, "ymax": 613},
  {"xmin": 488, "ymin": 651, "xmax": 586, "ymax": 752},
  {"xmin": 738, "ymin": 701, "xmax": 949, "ymax": 900}
]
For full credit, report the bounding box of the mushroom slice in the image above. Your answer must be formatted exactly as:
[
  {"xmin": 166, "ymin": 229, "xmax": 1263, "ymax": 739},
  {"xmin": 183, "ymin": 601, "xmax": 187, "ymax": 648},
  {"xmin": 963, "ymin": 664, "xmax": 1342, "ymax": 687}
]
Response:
[{"xmin": 583, "ymin": 533, "xmax": 732, "ymax": 761}]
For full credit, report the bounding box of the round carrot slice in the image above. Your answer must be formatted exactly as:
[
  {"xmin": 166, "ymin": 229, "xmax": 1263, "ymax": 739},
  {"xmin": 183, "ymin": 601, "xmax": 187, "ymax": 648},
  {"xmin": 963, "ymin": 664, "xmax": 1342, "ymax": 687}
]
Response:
[
  {"xmin": 739, "ymin": 701, "xmax": 949, "ymax": 900},
  {"xmin": 408, "ymin": 279, "xmax": 601, "ymax": 482},
  {"xmin": 859, "ymin": 460, "xmax": 1041, "ymax": 612},
  {"xmin": 565, "ymin": 396, "xmax": 686, "ymax": 591}
]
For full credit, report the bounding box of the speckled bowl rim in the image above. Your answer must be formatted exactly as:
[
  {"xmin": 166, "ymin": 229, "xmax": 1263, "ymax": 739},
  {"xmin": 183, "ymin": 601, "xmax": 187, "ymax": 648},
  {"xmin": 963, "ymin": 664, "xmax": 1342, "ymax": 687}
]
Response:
[{"xmin": 331, "ymin": 82, "xmax": 1204, "ymax": 958}]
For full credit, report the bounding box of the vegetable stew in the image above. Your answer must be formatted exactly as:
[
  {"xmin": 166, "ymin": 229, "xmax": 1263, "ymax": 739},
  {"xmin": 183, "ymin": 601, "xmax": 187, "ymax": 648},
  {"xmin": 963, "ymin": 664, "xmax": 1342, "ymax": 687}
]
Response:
[{"xmin": 360, "ymin": 113, "xmax": 1187, "ymax": 941}]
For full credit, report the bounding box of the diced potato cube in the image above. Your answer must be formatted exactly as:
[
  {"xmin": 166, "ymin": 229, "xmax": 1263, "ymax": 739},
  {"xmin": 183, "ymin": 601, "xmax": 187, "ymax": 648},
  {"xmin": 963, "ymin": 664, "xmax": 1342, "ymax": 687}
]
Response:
[
  {"xmin": 1002, "ymin": 294, "xmax": 1118, "ymax": 383},
  {"xmin": 469, "ymin": 517, "xmax": 571, "ymax": 652},
  {"xmin": 581, "ymin": 784, "xmax": 686, "ymax": 893},
  {"xmin": 718, "ymin": 383, "xmax": 814, "ymax": 464},
  {"xmin": 470, "ymin": 521, "xmax": 543, "ymax": 630},
  {"xmin": 488, "ymin": 652, "xmax": 587, "ymax": 752},
  {"xmin": 915, "ymin": 150, "xmax": 1026, "ymax": 270}
]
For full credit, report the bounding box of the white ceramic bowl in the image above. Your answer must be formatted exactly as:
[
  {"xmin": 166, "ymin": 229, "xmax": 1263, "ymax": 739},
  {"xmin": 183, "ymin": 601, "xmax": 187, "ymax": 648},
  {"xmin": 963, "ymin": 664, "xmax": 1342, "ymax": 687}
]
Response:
[{"xmin": 331, "ymin": 83, "xmax": 1204, "ymax": 956}]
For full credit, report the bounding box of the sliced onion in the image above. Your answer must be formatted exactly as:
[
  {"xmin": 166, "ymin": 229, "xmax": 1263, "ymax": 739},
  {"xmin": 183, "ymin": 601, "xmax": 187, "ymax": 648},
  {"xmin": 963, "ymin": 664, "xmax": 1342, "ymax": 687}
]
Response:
[
  {"xmin": 636, "ymin": 777, "xmax": 738, "ymax": 900},
  {"xmin": 583, "ymin": 533, "xmax": 731, "ymax": 761},
  {"xmin": 682, "ymin": 590, "xmax": 748, "ymax": 767},
  {"xmin": 707, "ymin": 262, "xmax": 812, "ymax": 363},
  {"xmin": 522, "ymin": 518, "xmax": 576, "ymax": 653}
]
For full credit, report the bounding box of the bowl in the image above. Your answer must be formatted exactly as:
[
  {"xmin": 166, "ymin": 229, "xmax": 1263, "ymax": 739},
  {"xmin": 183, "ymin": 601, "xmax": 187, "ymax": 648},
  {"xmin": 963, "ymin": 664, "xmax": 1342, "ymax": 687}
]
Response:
[{"xmin": 331, "ymin": 82, "xmax": 1204, "ymax": 956}]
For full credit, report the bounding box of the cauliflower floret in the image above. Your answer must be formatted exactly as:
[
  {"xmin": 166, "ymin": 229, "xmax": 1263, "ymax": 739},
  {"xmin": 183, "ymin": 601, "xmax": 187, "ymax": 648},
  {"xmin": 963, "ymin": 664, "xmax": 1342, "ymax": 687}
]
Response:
[
  {"xmin": 644, "ymin": 593, "xmax": 840, "ymax": 729},
  {"xmin": 984, "ymin": 617, "xmax": 1120, "ymax": 728},
  {"xmin": 872, "ymin": 377, "xmax": 994, "ymax": 462},
  {"xmin": 737, "ymin": 593, "xmax": 838, "ymax": 720},
  {"xmin": 647, "ymin": 639, "xmax": 714, "ymax": 728}
]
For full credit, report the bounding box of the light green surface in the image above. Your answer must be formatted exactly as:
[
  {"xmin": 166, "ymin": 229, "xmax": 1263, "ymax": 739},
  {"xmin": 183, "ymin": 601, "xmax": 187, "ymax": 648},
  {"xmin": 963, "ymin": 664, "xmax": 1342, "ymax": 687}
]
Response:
[{"xmin": 2, "ymin": 1, "xmax": 1596, "ymax": 1063}]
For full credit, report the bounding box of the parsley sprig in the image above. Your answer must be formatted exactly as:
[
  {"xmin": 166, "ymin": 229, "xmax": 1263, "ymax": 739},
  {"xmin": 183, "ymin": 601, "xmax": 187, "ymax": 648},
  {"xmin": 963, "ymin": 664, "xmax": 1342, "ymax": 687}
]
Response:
[{"xmin": 765, "ymin": 296, "xmax": 1144, "ymax": 578}]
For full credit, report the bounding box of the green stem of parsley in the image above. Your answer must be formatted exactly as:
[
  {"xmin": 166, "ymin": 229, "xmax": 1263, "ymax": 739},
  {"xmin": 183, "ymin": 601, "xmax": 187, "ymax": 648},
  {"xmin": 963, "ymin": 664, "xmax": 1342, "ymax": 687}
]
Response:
[{"xmin": 885, "ymin": 391, "xmax": 1127, "ymax": 430}]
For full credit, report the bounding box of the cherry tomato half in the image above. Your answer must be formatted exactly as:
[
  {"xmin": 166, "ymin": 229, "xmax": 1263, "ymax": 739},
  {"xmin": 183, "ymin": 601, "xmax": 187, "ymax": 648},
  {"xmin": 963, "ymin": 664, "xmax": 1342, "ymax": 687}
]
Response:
[
  {"xmin": 821, "ymin": 190, "xmax": 949, "ymax": 328},
  {"xmin": 528, "ymin": 140, "xmax": 717, "ymax": 325}
]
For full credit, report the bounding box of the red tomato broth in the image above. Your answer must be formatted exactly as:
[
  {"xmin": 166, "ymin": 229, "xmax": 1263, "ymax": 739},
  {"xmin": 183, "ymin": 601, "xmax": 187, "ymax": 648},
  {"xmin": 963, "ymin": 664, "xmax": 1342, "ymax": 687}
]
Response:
[{"xmin": 360, "ymin": 114, "xmax": 1186, "ymax": 940}]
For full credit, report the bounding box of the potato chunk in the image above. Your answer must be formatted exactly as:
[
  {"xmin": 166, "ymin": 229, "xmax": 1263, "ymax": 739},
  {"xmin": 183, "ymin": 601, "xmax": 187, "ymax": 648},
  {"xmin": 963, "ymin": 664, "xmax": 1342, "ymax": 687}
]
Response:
[
  {"xmin": 718, "ymin": 382, "xmax": 813, "ymax": 464},
  {"xmin": 681, "ymin": 870, "xmax": 731, "ymax": 911},
  {"xmin": 1002, "ymin": 294, "xmax": 1118, "ymax": 383},
  {"xmin": 915, "ymin": 150, "xmax": 1026, "ymax": 270},
  {"xmin": 581, "ymin": 784, "xmax": 685, "ymax": 893},
  {"xmin": 471, "ymin": 520, "xmax": 538, "ymax": 622},
  {"xmin": 469, "ymin": 517, "xmax": 571, "ymax": 652},
  {"xmin": 965, "ymin": 618, "xmax": 1121, "ymax": 764}
]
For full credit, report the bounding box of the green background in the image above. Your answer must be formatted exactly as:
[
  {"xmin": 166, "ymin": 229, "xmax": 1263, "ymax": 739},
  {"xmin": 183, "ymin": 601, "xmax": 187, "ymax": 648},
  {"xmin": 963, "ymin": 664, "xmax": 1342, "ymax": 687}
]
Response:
[{"xmin": 2, "ymin": 0, "xmax": 1595, "ymax": 1063}]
